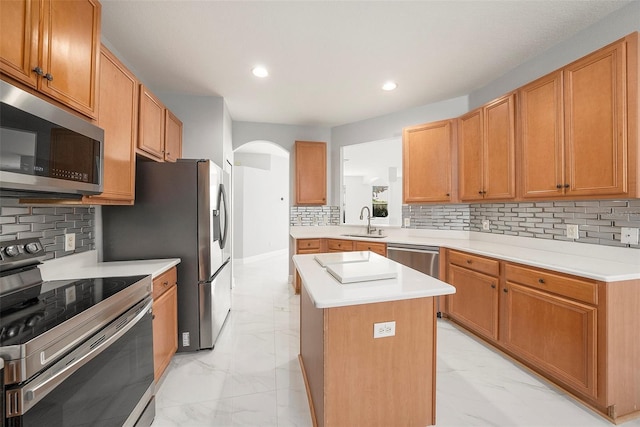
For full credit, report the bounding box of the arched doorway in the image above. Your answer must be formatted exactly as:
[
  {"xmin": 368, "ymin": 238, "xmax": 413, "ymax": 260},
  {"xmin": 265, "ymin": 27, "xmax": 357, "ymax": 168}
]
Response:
[{"xmin": 233, "ymin": 141, "xmax": 290, "ymax": 262}]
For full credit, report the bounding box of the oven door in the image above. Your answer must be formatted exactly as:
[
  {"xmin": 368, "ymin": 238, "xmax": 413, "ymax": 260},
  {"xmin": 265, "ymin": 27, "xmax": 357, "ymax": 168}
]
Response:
[{"xmin": 5, "ymin": 297, "xmax": 154, "ymax": 427}]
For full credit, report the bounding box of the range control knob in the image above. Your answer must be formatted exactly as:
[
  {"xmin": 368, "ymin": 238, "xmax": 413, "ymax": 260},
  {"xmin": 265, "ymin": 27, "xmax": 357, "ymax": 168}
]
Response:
[
  {"xmin": 4, "ymin": 245, "xmax": 20, "ymax": 257},
  {"xmin": 25, "ymin": 242, "xmax": 41, "ymax": 254}
]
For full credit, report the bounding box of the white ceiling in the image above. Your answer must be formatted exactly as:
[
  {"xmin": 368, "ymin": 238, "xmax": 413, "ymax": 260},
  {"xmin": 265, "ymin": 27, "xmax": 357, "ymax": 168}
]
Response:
[{"xmin": 100, "ymin": 0, "xmax": 631, "ymax": 127}]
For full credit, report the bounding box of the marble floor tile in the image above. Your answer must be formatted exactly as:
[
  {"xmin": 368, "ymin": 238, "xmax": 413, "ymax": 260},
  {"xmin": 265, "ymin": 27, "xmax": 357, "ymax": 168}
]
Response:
[{"xmin": 152, "ymin": 253, "xmax": 640, "ymax": 427}]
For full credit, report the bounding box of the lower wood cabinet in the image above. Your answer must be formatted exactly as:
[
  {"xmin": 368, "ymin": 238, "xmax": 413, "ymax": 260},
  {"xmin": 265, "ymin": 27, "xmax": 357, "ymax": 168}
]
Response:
[
  {"xmin": 152, "ymin": 267, "xmax": 178, "ymax": 382},
  {"xmin": 442, "ymin": 248, "xmax": 640, "ymax": 422}
]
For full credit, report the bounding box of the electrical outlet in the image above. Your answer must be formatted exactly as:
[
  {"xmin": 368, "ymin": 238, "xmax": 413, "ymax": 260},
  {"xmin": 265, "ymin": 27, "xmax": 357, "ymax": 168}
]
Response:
[
  {"xmin": 64, "ymin": 233, "xmax": 76, "ymax": 251},
  {"xmin": 566, "ymin": 224, "xmax": 579, "ymax": 239},
  {"xmin": 404, "ymin": 218, "xmax": 410, "ymax": 227},
  {"xmin": 482, "ymin": 220, "xmax": 490, "ymax": 231},
  {"xmin": 621, "ymin": 227, "xmax": 639, "ymax": 245},
  {"xmin": 373, "ymin": 321, "xmax": 396, "ymax": 338},
  {"xmin": 182, "ymin": 332, "xmax": 190, "ymax": 347},
  {"xmin": 64, "ymin": 286, "xmax": 76, "ymax": 305}
]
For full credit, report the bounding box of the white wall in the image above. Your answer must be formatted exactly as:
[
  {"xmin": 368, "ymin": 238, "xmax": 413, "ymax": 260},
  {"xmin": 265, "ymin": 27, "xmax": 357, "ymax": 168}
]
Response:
[
  {"xmin": 344, "ymin": 176, "xmax": 371, "ymax": 224},
  {"xmin": 469, "ymin": 1, "xmax": 640, "ymax": 109},
  {"xmin": 232, "ymin": 122, "xmax": 332, "ymax": 206},
  {"xmin": 233, "ymin": 152, "xmax": 289, "ymax": 261}
]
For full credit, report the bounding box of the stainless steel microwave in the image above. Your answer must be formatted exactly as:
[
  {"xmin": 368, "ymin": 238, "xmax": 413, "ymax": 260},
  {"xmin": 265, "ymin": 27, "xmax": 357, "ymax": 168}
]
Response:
[{"xmin": 0, "ymin": 80, "xmax": 104, "ymax": 198}]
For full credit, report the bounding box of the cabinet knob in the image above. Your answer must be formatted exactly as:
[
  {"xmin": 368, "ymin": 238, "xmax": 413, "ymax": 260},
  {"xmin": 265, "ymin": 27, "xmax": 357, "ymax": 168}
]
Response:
[
  {"xmin": 538, "ymin": 278, "xmax": 545, "ymax": 284},
  {"xmin": 491, "ymin": 283, "xmax": 496, "ymax": 289},
  {"xmin": 44, "ymin": 73, "xmax": 53, "ymax": 81},
  {"xmin": 466, "ymin": 259, "xmax": 472, "ymax": 264},
  {"xmin": 32, "ymin": 66, "xmax": 44, "ymax": 76},
  {"xmin": 503, "ymin": 288, "xmax": 508, "ymax": 293},
  {"xmin": 163, "ymin": 281, "xmax": 169, "ymax": 287},
  {"xmin": 446, "ymin": 193, "xmax": 450, "ymax": 197},
  {"xmin": 478, "ymin": 190, "xmax": 483, "ymax": 195},
  {"xmin": 564, "ymin": 184, "xmax": 570, "ymax": 189},
  {"xmin": 556, "ymin": 184, "xmax": 562, "ymax": 189}
]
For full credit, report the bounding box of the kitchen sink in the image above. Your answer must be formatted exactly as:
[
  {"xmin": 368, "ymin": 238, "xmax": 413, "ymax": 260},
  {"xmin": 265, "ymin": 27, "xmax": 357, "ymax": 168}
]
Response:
[{"xmin": 341, "ymin": 234, "xmax": 387, "ymax": 239}]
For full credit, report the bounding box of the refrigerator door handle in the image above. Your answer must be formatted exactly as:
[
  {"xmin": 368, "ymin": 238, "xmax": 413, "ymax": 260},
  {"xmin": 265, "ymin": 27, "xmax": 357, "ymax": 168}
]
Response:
[{"xmin": 217, "ymin": 184, "xmax": 229, "ymax": 250}]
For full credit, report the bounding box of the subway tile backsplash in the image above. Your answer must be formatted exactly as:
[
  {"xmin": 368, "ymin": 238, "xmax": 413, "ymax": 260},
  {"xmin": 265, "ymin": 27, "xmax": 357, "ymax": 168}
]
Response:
[
  {"xmin": 290, "ymin": 206, "xmax": 340, "ymax": 226},
  {"xmin": 403, "ymin": 199, "xmax": 640, "ymax": 249},
  {"xmin": 0, "ymin": 197, "xmax": 95, "ymax": 260}
]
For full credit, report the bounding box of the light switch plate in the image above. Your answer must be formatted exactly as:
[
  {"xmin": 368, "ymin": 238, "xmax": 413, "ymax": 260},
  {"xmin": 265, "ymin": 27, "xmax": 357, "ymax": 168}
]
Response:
[
  {"xmin": 404, "ymin": 218, "xmax": 410, "ymax": 227},
  {"xmin": 566, "ymin": 224, "xmax": 579, "ymax": 239},
  {"xmin": 482, "ymin": 220, "xmax": 490, "ymax": 231},
  {"xmin": 621, "ymin": 227, "xmax": 639, "ymax": 245}
]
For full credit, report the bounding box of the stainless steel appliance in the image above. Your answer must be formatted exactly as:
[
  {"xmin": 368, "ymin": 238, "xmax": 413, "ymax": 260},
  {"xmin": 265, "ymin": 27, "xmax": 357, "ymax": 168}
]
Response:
[
  {"xmin": 0, "ymin": 237, "xmax": 154, "ymax": 427},
  {"xmin": 387, "ymin": 243, "xmax": 442, "ymax": 315},
  {"xmin": 103, "ymin": 159, "xmax": 232, "ymax": 352},
  {"xmin": 0, "ymin": 80, "xmax": 104, "ymax": 198}
]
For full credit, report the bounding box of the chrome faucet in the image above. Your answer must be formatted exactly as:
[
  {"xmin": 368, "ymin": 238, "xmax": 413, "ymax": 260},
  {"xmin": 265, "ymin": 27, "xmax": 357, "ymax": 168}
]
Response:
[{"xmin": 359, "ymin": 206, "xmax": 376, "ymax": 234}]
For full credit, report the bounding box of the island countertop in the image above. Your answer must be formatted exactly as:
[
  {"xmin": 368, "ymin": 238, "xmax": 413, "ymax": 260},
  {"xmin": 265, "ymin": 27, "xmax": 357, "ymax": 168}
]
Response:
[{"xmin": 293, "ymin": 251, "xmax": 455, "ymax": 309}]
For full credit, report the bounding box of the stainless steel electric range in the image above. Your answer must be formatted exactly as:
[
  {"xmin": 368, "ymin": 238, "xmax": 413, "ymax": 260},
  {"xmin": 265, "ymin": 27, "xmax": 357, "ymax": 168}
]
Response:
[{"xmin": 0, "ymin": 237, "xmax": 155, "ymax": 427}]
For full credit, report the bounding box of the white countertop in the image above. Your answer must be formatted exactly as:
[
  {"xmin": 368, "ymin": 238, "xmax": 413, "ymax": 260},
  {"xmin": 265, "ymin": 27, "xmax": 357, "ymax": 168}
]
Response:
[
  {"xmin": 39, "ymin": 250, "xmax": 181, "ymax": 281},
  {"xmin": 293, "ymin": 251, "xmax": 456, "ymax": 309},
  {"xmin": 290, "ymin": 226, "xmax": 640, "ymax": 282}
]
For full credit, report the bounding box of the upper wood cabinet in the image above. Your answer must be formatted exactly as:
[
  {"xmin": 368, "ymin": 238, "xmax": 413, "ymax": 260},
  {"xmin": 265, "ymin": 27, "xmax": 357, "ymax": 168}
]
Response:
[
  {"xmin": 137, "ymin": 84, "xmax": 183, "ymax": 163},
  {"xmin": 83, "ymin": 45, "xmax": 138, "ymax": 205},
  {"xmin": 403, "ymin": 120, "xmax": 455, "ymax": 203},
  {"xmin": 459, "ymin": 94, "xmax": 516, "ymax": 201},
  {"xmin": 295, "ymin": 140, "xmax": 327, "ymax": 205},
  {"xmin": 164, "ymin": 110, "xmax": 183, "ymax": 162},
  {"xmin": 564, "ymin": 37, "xmax": 627, "ymax": 197},
  {"xmin": 0, "ymin": 0, "xmax": 101, "ymax": 118},
  {"xmin": 520, "ymin": 34, "xmax": 635, "ymax": 199},
  {"xmin": 138, "ymin": 85, "xmax": 166, "ymax": 161}
]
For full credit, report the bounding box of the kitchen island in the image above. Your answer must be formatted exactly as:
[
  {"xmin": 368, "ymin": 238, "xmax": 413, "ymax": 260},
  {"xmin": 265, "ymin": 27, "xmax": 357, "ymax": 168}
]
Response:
[{"xmin": 293, "ymin": 251, "xmax": 455, "ymax": 427}]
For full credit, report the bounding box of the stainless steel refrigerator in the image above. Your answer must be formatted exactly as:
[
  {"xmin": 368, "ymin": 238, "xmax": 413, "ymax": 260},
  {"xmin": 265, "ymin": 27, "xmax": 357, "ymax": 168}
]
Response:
[{"xmin": 103, "ymin": 159, "xmax": 231, "ymax": 352}]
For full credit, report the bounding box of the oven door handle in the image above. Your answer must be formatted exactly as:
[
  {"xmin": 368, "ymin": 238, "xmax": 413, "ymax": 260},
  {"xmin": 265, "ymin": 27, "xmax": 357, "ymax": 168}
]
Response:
[{"xmin": 6, "ymin": 296, "xmax": 153, "ymax": 418}]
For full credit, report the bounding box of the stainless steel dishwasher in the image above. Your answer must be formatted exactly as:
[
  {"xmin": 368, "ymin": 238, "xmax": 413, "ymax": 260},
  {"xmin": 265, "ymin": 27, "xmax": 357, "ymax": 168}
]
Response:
[{"xmin": 386, "ymin": 244, "xmax": 442, "ymax": 316}]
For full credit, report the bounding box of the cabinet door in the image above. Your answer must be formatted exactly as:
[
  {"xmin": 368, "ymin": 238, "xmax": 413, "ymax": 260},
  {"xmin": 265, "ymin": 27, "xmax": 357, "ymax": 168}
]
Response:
[
  {"xmin": 458, "ymin": 110, "xmax": 484, "ymax": 201},
  {"xmin": 138, "ymin": 85, "xmax": 166, "ymax": 161},
  {"xmin": 564, "ymin": 39, "xmax": 626, "ymax": 196},
  {"xmin": 39, "ymin": 0, "xmax": 100, "ymax": 117},
  {"xmin": 0, "ymin": 0, "xmax": 39, "ymax": 87},
  {"xmin": 501, "ymin": 282, "xmax": 597, "ymax": 398},
  {"xmin": 326, "ymin": 239, "xmax": 354, "ymax": 252},
  {"xmin": 484, "ymin": 94, "xmax": 516, "ymax": 200},
  {"xmin": 164, "ymin": 109, "xmax": 183, "ymax": 162},
  {"xmin": 153, "ymin": 283, "xmax": 178, "ymax": 382},
  {"xmin": 85, "ymin": 46, "xmax": 137, "ymax": 205},
  {"xmin": 447, "ymin": 264, "xmax": 499, "ymax": 341},
  {"xmin": 295, "ymin": 141, "xmax": 327, "ymax": 205},
  {"xmin": 353, "ymin": 241, "xmax": 386, "ymax": 257},
  {"xmin": 402, "ymin": 120, "xmax": 454, "ymax": 203},
  {"xmin": 519, "ymin": 71, "xmax": 565, "ymax": 199}
]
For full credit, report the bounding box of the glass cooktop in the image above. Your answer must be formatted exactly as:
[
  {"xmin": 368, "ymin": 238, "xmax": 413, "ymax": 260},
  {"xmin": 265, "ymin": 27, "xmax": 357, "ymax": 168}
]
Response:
[{"xmin": 0, "ymin": 275, "xmax": 148, "ymax": 346}]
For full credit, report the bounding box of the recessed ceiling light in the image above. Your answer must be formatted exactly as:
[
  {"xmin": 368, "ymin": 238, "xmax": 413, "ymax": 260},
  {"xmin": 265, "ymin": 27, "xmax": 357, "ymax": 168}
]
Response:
[
  {"xmin": 382, "ymin": 81, "xmax": 397, "ymax": 91},
  {"xmin": 252, "ymin": 66, "xmax": 269, "ymax": 78}
]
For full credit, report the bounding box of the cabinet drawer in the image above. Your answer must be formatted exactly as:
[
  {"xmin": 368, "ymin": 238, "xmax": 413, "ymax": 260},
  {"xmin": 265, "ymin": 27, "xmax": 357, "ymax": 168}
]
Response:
[
  {"xmin": 449, "ymin": 250, "xmax": 499, "ymax": 276},
  {"xmin": 505, "ymin": 263, "xmax": 597, "ymax": 305},
  {"xmin": 153, "ymin": 267, "xmax": 177, "ymax": 300},
  {"xmin": 297, "ymin": 239, "xmax": 322, "ymax": 251},
  {"xmin": 354, "ymin": 241, "xmax": 386, "ymax": 256},
  {"xmin": 327, "ymin": 239, "xmax": 354, "ymax": 251}
]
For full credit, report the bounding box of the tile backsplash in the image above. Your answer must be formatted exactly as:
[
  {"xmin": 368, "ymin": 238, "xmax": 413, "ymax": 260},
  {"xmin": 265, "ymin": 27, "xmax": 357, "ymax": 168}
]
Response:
[
  {"xmin": 290, "ymin": 206, "xmax": 340, "ymax": 226},
  {"xmin": 403, "ymin": 199, "xmax": 640, "ymax": 249},
  {"xmin": 0, "ymin": 197, "xmax": 95, "ymax": 260}
]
